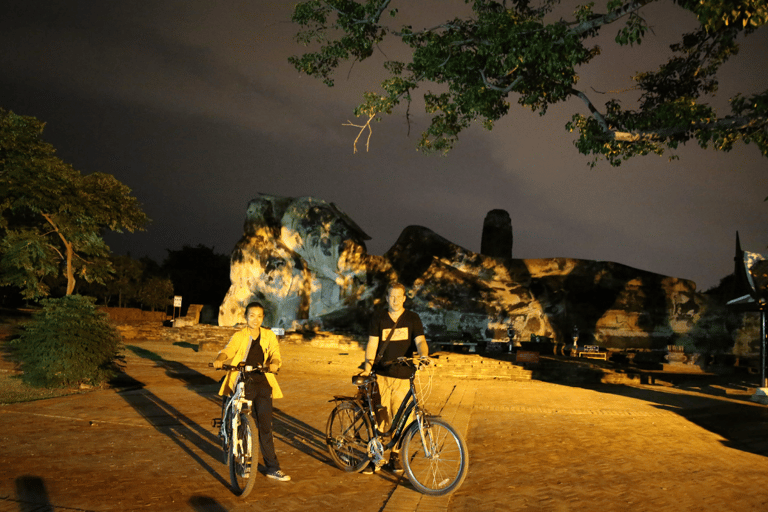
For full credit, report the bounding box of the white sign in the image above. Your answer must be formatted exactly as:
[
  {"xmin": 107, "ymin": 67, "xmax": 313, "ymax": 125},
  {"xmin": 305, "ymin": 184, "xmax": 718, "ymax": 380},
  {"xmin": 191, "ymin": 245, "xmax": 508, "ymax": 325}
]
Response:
[
  {"xmin": 173, "ymin": 296, "xmax": 182, "ymax": 308},
  {"xmin": 271, "ymin": 328, "xmax": 285, "ymax": 336}
]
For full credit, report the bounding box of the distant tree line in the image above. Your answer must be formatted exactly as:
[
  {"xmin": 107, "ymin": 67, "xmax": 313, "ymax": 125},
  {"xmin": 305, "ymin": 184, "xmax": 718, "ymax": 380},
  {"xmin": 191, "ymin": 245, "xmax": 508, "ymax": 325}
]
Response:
[
  {"xmin": 3, "ymin": 245, "xmax": 231, "ymax": 313},
  {"xmin": 79, "ymin": 245, "xmax": 230, "ymax": 313}
]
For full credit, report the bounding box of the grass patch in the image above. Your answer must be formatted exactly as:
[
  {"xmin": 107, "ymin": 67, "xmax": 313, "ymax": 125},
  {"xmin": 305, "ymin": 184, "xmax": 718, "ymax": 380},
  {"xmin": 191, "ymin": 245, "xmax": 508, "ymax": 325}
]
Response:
[{"xmin": 0, "ymin": 372, "xmax": 82, "ymax": 404}]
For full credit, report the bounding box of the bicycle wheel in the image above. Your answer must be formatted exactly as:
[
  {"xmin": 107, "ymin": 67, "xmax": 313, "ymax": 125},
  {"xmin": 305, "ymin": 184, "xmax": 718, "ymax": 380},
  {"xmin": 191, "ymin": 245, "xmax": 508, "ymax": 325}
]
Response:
[
  {"xmin": 401, "ymin": 417, "xmax": 468, "ymax": 496},
  {"xmin": 228, "ymin": 412, "xmax": 259, "ymax": 497},
  {"xmin": 326, "ymin": 401, "xmax": 372, "ymax": 472}
]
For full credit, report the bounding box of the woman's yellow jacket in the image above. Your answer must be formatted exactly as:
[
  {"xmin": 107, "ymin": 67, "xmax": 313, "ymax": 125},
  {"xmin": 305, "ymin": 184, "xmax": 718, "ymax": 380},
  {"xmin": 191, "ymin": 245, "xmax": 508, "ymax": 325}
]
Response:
[{"xmin": 216, "ymin": 326, "xmax": 283, "ymax": 399}]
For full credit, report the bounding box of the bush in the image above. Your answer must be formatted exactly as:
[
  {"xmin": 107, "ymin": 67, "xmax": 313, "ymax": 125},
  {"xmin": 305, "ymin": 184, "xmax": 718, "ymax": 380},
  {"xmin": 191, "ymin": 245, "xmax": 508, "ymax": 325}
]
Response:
[{"xmin": 12, "ymin": 295, "xmax": 124, "ymax": 387}]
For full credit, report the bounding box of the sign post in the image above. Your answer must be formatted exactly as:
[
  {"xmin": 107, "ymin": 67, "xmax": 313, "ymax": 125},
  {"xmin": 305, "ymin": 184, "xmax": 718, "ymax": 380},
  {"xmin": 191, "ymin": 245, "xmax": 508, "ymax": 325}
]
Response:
[{"xmin": 173, "ymin": 296, "xmax": 182, "ymax": 321}]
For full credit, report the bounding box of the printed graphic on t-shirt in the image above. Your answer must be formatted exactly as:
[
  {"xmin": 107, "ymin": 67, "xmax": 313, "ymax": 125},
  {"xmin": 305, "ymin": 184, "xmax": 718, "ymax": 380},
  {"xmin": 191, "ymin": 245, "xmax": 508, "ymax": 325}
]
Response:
[{"xmin": 382, "ymin": 327, "xmax": 409, "ymax": 341}]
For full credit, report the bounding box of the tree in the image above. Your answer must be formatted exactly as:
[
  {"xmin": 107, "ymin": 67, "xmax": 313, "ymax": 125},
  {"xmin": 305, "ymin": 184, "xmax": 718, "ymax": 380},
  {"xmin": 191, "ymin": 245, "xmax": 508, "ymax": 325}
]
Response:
[
  {"xmin": 0, "ymin": 109, "xmax": 149, "ymax": 298},
  {"xmin": 290, "ymin": 0, "xmax": 768, "ymax": 166},
  {"xmin": 135, "ymin": 256, "xmax": 174, "ymax": 311},
  {"xmin": 162, "ymin": 245, "xmax": 230, "ymax": 307},
  {"xmin": 136, "ymin": 275, "xmax": 174, "ymax": 312},
  {"xmin": 78, "ymin": 254, "xmax": 145, "ymax": 306}
]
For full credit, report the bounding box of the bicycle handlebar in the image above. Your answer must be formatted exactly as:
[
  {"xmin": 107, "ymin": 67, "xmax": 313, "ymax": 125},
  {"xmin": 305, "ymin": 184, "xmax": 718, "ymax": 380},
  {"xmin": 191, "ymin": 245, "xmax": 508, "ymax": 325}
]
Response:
[
  {"xmin": 353, "ymin": 356, "xmax": 432, "ymax": 386},
  {"xmin": 394, "ymin": 356, "xmax": 432, "ymax": 368},
  {"xmin": 208, "ymin": 362, "xmax": 270, "ymax": 373}
]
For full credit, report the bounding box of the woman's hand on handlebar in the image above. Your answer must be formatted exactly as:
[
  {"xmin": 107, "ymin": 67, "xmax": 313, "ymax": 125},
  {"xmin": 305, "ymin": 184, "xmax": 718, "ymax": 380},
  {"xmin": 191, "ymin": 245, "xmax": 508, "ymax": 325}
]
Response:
[{"xmin": 212, "ymin": 353, "xmax": 227, "ymax": 369}]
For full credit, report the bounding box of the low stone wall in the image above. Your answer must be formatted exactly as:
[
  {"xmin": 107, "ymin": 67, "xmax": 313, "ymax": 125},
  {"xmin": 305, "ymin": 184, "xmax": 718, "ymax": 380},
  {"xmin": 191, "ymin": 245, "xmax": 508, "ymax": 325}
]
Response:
[
  {"xmin": 100, "ymin": 307, "xmax": 166, "ymax": 325},
  {"xmin": 114, "ymin": 323, "xmax": 368, "ymax": 353},
  {"xmin": 198, "ymin": 330, "xmax": 368, "ymax": 353},
  {"xmin": 116, "ymin": 323, "xmax": 240, "ymax": 348}
]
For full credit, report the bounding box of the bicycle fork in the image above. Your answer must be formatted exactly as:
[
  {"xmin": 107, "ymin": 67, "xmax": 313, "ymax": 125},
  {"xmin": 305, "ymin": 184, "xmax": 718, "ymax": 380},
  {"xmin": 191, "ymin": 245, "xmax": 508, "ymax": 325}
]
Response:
[{"xmin": 415, "ymin": 411, "xmax": 436, "ymax": 459}]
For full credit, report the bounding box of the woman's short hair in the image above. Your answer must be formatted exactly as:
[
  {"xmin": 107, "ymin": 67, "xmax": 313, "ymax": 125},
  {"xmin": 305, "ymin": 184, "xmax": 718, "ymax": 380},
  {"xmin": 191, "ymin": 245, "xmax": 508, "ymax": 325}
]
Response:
[{"xmin": 245, "ymin": 302, "xmax": 265, "ymax": 316}]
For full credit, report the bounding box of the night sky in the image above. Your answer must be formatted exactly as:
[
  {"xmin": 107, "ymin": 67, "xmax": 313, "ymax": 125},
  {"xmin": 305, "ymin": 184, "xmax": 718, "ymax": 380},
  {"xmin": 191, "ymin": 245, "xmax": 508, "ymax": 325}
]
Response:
[{"xmin": 3, "ymin": 1, "xmax": 767, "ymax": 291}]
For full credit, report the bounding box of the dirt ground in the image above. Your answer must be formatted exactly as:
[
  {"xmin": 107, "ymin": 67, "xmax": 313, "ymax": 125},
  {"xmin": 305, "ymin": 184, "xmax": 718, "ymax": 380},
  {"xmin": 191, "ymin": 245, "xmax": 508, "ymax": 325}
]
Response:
[{"xmin": 2, "ymin": 338, "xmax": 768, "ymax": 511}]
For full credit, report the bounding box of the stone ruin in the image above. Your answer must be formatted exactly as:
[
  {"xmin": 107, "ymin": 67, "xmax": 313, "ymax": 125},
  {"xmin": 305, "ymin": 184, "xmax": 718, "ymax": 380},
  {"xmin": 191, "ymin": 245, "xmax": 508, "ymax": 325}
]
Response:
[
  {"xmin": 481, "ymin": 209, "xmax": 513, "ymax": 259},
  {"xmin": 218, "ymin": 193, "xmax": 724, "ymax": 353}
]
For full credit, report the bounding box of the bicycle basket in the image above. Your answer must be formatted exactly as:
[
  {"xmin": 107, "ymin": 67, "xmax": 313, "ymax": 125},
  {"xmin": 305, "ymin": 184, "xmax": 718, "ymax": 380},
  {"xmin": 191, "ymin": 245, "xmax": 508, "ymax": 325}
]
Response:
[{"xmin": 413, "ymin": 362, "xmax": 435, "ymax": 406}]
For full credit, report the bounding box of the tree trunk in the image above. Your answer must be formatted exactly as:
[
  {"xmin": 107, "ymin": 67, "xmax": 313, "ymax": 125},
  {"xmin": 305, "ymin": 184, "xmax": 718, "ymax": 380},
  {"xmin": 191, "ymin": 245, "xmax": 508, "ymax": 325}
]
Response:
[
  {"xmin": 42, "ymin": 212, "xmax": 77, "ymax": 296},
  {"xmin": 65, "ymin": 239, "xmax": 75, "ymax": 295}
]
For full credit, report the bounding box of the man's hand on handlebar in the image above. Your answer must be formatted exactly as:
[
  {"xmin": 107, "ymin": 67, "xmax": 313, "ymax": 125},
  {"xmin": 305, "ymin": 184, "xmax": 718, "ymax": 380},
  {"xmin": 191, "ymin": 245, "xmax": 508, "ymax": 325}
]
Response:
[{"xmin": 393, "ymin": 355, "xmax": 432, "ymax": 367}]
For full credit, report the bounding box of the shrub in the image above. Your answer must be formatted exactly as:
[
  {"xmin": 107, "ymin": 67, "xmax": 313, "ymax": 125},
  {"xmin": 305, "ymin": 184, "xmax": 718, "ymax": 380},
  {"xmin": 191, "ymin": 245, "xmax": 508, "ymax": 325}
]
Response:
[{"xmin": 12, "ymin": 295, "xmax": 124, "ymax": 387}]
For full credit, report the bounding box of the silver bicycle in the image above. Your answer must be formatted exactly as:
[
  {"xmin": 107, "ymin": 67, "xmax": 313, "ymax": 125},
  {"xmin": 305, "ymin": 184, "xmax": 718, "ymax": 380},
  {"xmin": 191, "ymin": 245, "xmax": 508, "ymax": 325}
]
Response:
[{"xmin": 211, "ymin": 362, "xmax": 262, "ymax": 497}]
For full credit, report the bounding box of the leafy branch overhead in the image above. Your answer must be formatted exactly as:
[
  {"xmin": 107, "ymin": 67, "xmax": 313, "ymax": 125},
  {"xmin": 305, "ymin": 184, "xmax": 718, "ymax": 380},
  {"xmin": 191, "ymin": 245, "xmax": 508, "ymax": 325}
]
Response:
[{"xmin": 290, "ymin": 0, "xmax": 768, "ymax": 165}]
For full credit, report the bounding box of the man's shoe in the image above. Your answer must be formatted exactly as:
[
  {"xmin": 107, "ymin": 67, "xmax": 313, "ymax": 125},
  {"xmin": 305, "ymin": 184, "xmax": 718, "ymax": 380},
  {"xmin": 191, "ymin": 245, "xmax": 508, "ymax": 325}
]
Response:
[
  {"xmin": 386, "ymin": 455, "xmax": 404, "ymax": 473},
  {"xmin": 266, "ymin": 469, "xmax": 291, "ymax": 482}
]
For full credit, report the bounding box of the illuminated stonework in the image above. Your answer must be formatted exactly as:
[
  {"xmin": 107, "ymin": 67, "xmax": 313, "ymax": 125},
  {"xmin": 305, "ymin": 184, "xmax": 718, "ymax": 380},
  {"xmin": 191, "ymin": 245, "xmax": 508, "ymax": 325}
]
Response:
[
  {"xmin": 220, "ymin": 194, "xmax": 707, "ymax": 349},
  {"xmin": 219, "ymin": 194, "xmax": 390, "ymax": 328}
]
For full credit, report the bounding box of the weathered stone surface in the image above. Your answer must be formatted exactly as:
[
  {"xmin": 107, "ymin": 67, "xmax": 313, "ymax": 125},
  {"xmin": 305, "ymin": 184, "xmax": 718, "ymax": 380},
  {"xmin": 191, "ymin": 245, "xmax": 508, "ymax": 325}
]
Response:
[
  {"xmin": 172, "ymin": 304, "xmax": 204, "ymax": 327},
  {"xmin": 219, "ymin": 194, "xmax": 711, "ymax": 351},
  {"xmin": 481, "ymin": 209, "xmax": 512, "ymax": 259},
  {"xmin": 219, "ymin": 194, "xmax": 391, "ymax": 328}
]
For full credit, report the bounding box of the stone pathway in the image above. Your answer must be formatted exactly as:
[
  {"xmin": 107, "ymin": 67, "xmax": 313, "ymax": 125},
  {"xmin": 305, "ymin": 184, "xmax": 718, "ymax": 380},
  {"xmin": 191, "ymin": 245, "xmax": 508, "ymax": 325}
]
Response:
[{"xmin": 1, "ymin": 339, "xmax": 767, "ymax": 511}]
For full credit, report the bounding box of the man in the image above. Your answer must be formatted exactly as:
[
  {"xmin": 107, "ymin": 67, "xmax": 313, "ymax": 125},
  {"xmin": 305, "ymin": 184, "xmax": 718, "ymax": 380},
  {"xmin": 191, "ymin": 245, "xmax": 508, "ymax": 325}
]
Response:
[
  {"xmin": 212, "ymin": 302, "xmax": 291, "ymax": 482},
  {"xmin": 361, "ymin": 283, "xmax": 429, "ymax": 474}
]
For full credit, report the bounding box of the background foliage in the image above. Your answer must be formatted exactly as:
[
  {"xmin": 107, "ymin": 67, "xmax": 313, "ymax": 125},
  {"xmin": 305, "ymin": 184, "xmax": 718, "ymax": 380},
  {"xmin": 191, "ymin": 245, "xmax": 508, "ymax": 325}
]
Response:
[
  {"xmin": 290, "ymin": 0, "xmax": 768, "ymax": 165},
  {"xmin": 12, "ymin": 295, "xmax": 124, "ymax": 388}
]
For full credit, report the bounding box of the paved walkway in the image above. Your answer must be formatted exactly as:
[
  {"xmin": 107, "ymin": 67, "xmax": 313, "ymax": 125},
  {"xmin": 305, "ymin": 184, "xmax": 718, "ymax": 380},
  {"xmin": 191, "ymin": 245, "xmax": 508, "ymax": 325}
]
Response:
[{"xmin": 1, "ymin": 339, "xmax": 767, "ymax": 511}]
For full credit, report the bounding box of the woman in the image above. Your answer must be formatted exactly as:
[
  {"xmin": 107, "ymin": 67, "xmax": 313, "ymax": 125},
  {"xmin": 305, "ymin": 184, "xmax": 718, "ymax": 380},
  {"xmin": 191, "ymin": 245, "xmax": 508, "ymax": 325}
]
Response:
[{"xmin": 212, "ymin": 301, "xmax": 290, "ymax": 482}]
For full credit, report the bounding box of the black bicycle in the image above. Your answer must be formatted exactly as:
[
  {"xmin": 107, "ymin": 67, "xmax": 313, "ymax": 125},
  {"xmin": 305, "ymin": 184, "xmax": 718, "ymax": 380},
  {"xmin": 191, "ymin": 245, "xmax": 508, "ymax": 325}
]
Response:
[
  {"xmin": 210, "ymin": 362, "xmax": 265, "ymax": 498},
  {"xmin": 325, "ymin": 357, "xmax": 469, "ymax": 496}
]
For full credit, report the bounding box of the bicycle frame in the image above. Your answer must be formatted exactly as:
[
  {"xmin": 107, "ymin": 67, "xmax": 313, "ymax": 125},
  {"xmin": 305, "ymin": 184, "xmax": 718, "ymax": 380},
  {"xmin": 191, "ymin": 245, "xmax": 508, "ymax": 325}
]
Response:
[
  {"xmin": 214, "ymin": 364, "xmax": 255, "ymax": 461},
  {"xmin": 327, "ymin": 357, "xmax": 467, "ymax": 495},
  {"xmin": 352, "ymin": 360, "xmax": 431, "ymax": 453}
]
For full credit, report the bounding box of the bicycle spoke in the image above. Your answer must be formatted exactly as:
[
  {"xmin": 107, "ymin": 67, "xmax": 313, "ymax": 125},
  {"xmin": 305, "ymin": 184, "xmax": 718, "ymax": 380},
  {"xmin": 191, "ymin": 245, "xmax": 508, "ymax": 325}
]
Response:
[
  {"xmin": 402, "ymin": 418, "xmax": 468, "ymax": 496},
  {"xmin": 229, "ymin": 413, "xmax": 258, "ymax": 497},
  {"xmin": 326, "ymin": 402, "xmax": 372, "ymax": 472}
]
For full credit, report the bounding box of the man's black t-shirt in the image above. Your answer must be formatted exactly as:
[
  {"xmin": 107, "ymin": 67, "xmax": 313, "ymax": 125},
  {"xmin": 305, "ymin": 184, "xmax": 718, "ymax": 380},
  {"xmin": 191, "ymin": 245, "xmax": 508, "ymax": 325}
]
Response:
[{"xmin": 368, "ymin": 309, "xmax": 425, "ymax": 379}]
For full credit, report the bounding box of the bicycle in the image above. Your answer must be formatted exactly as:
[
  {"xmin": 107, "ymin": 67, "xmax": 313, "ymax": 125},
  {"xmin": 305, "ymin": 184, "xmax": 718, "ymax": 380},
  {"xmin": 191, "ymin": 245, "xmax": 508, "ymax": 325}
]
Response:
[
  {"xmin": 325, "ymin": 357, "xmax": 469, "ymax": 496},
  {"xmin": 210, "ymin": 362, "xmax": 265, "ymax": 498}
]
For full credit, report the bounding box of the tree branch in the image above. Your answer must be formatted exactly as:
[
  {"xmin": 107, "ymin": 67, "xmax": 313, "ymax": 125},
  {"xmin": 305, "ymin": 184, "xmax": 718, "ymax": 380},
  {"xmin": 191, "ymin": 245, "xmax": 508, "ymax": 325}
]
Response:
[
  {"xmin": 343, "ymin": 114, "xmax": 376, "ymax": 153},
  {"xmin": 610, "ymin": 114, "xmax": 768, "ymax": 142},
  {"xmin": 480, "ymin": 68, "xmax": 524, "ymax": 93},
  {"xmin": 570, "ymin": 88, "xmax": 615, "ymax": 133},
  {"xmin": 569, "ymin": 0, "xmax": 656, "ymax": 36}
]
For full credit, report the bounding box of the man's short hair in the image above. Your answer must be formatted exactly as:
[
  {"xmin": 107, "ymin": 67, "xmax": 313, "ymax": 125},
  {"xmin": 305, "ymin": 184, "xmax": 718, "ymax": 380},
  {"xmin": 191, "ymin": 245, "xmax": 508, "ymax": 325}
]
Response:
[
  {"xmin": 387, "ymin": 283, "xmax": 406, "ymax": 295},
  {"xmin": 245, "ymin": 301, "xmax": 265, "ymax": 316}
]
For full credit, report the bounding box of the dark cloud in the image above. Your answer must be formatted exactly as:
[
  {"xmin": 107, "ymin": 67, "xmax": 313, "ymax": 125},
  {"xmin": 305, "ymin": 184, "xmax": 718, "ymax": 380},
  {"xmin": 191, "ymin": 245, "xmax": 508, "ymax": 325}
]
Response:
[{"xmin": 2, "ymin": 0, "xmax": 766, "ymax": 291}]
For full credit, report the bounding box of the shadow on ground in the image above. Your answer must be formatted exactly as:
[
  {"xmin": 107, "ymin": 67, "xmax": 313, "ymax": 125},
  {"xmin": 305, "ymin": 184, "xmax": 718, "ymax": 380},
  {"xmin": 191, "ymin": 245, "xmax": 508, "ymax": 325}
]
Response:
[
  {"xmin": 118, "ymin": 346, "xmax": 334, "ymax": 481},
  {"xmin": 535, "ymin": 356, "xmax": 768, "ymax": 457}
]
